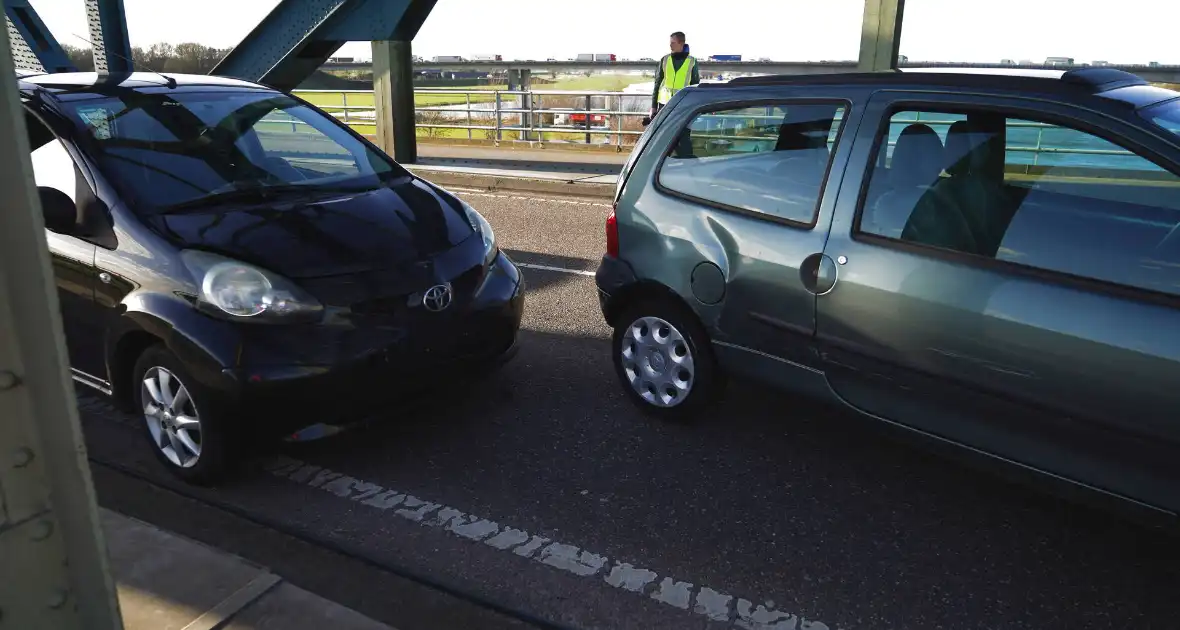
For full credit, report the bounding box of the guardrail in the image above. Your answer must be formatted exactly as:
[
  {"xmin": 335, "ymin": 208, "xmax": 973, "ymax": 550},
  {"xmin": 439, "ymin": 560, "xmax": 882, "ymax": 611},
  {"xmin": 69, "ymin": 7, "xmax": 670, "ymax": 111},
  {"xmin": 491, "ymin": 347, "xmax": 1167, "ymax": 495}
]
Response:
[
  {"xmin": 296, "ymin": 88, "xmax": 649, "ymax": 146},
  {"xmin": 292, "ymin": 89, "xmax": 1142, "ymax": 166}
]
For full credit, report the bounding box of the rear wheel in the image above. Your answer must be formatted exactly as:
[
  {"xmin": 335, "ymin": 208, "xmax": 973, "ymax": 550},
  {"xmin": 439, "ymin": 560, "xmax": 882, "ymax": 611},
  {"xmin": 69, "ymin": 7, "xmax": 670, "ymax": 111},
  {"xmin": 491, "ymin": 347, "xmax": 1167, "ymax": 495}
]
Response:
[
  {"xmin": 133, "ymin": 345, "xmax": 238, "ymax": 485},
  {"xmin": 612, "ymin": 298, "xmax": 721, "ymax": 421}
]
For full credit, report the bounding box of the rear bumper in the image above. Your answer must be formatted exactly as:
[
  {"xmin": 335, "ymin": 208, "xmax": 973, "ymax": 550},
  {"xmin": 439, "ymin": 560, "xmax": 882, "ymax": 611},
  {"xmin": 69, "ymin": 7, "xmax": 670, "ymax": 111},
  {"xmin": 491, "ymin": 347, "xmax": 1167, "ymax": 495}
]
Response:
[{"xmin": 595, "ymin": 254, "xmax": 638, "ymax": 325}]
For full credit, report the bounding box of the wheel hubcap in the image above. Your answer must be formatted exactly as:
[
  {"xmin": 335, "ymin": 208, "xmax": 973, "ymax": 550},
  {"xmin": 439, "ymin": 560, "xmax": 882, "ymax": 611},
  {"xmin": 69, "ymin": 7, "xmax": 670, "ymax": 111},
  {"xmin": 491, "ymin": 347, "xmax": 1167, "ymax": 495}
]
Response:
[
  {"xmin": 620, "ymin": 316, "xmax": 695, "ymax": 408},
  {"xmin": 142, "ymin": 366, "xmax": 202, "ymax": 468}
]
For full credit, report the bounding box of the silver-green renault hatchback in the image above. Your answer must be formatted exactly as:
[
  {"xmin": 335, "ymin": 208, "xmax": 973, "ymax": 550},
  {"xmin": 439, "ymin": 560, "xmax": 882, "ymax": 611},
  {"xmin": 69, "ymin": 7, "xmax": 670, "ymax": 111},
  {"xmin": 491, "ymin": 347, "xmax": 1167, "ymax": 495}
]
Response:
[{"xmin": 596, "ymin": 67, "xmax": 1180, "ymax": 518}]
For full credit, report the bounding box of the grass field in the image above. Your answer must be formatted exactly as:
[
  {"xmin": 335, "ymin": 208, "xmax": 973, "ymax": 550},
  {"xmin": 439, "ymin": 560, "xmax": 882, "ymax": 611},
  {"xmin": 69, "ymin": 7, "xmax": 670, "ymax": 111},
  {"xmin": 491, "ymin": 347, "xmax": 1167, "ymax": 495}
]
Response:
[{"xmin": 293, "ymin": 74, "xmax": 651, "ymax": 109}]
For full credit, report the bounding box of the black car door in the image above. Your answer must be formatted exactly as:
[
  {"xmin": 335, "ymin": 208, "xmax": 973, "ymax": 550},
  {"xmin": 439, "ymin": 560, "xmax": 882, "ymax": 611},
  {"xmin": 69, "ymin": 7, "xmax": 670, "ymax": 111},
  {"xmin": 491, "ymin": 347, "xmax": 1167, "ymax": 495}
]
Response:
[{"xmin": 25, "ymin": 109, "xmax": 107, "ymax": 387}]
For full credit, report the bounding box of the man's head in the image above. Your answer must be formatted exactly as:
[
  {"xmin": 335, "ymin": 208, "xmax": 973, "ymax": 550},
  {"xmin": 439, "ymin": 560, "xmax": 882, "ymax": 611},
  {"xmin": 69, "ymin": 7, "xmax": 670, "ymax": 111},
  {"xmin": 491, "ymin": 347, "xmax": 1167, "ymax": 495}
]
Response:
[{"xmin": 669, "ymin": 32, "xmax": 686, "ymax": 53}]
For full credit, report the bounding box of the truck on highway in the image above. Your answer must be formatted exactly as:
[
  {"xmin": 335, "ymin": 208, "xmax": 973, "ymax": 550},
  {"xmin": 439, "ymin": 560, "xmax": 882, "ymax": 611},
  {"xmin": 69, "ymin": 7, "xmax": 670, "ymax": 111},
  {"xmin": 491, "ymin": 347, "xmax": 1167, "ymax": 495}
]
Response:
[
  {"xmin": 1045, "ymin": 57, "xmax": 1075, "ymax": 66},
  {"xmin": 471, "ymin": 54, "xmax": 502, "ymax": 61},
  {"xmin": 433, "ymin": 55, "xmax": 464, "ymax": 62},
  {"xmin": 708, "ymin": 55, "xmax": 742, "ymax": 62},
  {"xmin": 577, "ymin": 54, "xmax": 617, "ymax": 62}
]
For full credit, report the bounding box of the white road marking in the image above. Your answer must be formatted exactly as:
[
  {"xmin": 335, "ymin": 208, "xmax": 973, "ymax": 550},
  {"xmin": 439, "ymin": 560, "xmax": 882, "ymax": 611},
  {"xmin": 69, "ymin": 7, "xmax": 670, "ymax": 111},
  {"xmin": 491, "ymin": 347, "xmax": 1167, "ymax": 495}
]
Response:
[
  {"xmin": 449, "ymin": 188, "xmax": 612, "ymax": 208},
  {"xmin": 516, "ymin": 262, "xmax": 596, "ymax": 277},
  {"xmin": 651, "ymin": 577, "xmax": 695, "ymax": 610},
  {"xmin": 696, "ymin": 587, "xmax": 735, "ymax": 622},
  {"xmin": 262, "ymin": 456, "xmax": 839, "ymax": 629},
  {"xmin": 605, "ymin": 563, "xmax": 658, "ymax": 593}
]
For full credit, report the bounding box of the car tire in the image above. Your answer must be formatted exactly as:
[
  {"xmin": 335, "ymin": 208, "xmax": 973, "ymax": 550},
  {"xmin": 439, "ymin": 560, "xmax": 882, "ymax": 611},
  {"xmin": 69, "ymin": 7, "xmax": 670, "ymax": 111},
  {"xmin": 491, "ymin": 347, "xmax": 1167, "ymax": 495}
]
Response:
[
  {"xmin": 132, "ymin": 344, "xmax": 238, "ymax": 485},
  {"xmin": 612, "ymin": 297, "xmax": 721, "ymax": 422}
]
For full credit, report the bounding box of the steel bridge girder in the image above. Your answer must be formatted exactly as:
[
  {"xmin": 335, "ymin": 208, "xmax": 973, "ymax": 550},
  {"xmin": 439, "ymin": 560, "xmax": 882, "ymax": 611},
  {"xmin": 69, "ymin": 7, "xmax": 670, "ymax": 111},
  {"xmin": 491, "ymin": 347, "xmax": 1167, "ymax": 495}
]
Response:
[
  {"xmin": 4, "ymin": 0, "xmax": 75, "ymax": 73},
  {"xmin": 85, "ymin": 0, "xmax": 133, "ymax": 74},
  {"xmin": 212, "ymin": 0, "xmax": 435, "ymax": 91}
]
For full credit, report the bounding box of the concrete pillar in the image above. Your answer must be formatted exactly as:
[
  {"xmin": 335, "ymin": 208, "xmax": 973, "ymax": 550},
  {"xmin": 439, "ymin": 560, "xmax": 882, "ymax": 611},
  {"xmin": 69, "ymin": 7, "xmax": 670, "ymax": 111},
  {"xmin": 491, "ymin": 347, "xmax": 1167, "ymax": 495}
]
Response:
[
  {"xmin": 857, "ymin": 0, "xmax": 905, "ymax": 72},
  {"xmin": 372, "ymin": 39, "xmax": 417, "ymax": 164},
  {"xmin": 0, "ymin": 24, "xmax": 123, "ymax": 630}
]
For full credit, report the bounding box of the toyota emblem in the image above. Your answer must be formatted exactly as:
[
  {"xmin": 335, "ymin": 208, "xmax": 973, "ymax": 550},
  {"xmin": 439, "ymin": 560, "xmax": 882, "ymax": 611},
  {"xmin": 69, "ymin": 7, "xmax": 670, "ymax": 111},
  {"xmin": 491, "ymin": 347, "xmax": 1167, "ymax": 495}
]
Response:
[{"xmin": 422, "ymin": 284, "xmax": 453, "ymax": 312}]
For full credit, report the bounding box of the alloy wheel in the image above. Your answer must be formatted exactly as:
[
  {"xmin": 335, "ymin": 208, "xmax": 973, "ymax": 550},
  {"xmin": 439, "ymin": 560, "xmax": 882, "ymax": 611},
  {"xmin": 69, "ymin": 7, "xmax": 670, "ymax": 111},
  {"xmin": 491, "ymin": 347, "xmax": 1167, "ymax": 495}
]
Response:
[{"xmin": 141, "ymin": 366, "xmax": 202, "ymax": 468}]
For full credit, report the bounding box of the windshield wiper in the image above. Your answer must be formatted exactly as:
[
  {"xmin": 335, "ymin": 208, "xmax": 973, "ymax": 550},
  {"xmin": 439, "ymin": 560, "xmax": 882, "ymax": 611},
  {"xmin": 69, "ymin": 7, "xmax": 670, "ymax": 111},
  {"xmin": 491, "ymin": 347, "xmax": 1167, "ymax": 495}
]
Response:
[{"xmin": 158, "ymin": 182, "xmax": 361, "ymax": 213}]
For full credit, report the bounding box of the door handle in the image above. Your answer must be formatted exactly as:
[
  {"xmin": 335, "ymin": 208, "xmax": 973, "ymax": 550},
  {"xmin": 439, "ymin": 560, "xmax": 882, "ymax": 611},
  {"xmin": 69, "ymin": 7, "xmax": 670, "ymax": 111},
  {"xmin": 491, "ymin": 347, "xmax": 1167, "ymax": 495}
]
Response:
[
  {"xmin": 98, "ymin": 272, "xmax": 112, "ymax": 284},
  {"xmin": 799, "ymin": 253, "xmax": 839, "ymax": 296}
]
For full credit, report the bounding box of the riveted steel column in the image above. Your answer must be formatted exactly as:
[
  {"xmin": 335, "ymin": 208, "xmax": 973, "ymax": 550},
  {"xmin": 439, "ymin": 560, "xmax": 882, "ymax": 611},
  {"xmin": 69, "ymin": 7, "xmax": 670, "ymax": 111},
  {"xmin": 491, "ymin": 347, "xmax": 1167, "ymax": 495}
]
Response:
[
  {"xmin": 85, "ymin": 0, "xmax": 133, "ymax": 74},
  {"xmin": 0, "ymin": 24, "xmax": 123, "ymax": 630},
  {"xmin": 4, "ymin": 0, "xmax": 76, "ymax": 73},
  {"xmin": 373, "ymin": 39, "xmax": 416, "ymax": 163},
  {"xmin": 857, "ymin": 0, "xmax": 905, "ymax": 72}
]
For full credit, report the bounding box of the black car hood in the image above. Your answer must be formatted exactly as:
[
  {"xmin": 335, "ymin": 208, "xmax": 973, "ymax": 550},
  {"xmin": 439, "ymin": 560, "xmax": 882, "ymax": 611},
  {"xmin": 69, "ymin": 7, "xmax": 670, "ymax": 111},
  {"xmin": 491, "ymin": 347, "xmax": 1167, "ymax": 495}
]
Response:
[{"xmin": 148, "ymin": 177, "xmax": 475, "ymax": 278}]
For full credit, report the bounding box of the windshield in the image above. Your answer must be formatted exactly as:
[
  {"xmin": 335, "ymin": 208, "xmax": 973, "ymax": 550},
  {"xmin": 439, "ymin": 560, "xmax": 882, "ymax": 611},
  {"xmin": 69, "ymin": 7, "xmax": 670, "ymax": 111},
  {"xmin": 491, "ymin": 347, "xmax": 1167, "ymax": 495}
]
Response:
[
  {"xmin": 1143, "ymin": 97, "xmax": 1180, "ymax": 141},
  {"xmin": 56, "ymin": 89, "xmax": 404, "ymax": 212}
]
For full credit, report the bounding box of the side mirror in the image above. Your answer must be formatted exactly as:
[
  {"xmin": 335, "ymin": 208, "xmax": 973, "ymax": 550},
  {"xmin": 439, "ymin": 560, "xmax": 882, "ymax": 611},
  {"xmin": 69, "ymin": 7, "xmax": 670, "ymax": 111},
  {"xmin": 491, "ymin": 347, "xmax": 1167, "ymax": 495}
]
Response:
[{"xmin": 39, "ymin": 187, "xmax": 76, "ymax": 234}]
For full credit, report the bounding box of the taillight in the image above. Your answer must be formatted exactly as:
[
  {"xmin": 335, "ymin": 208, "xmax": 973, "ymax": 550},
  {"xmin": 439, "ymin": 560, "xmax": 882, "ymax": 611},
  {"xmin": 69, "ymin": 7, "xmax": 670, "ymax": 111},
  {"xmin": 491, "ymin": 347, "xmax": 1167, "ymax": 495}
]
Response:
[{"xmin": 605, "ymin": 205, "xmax": 619, "ymax": 258}]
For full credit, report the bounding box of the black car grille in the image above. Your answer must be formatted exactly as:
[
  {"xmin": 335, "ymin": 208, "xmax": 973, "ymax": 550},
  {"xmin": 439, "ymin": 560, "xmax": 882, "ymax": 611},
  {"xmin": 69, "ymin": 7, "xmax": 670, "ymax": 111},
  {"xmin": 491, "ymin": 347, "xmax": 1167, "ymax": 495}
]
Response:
[{"xmin": 349, "ymin": 264, "xmax": 485, "ymax": 322}]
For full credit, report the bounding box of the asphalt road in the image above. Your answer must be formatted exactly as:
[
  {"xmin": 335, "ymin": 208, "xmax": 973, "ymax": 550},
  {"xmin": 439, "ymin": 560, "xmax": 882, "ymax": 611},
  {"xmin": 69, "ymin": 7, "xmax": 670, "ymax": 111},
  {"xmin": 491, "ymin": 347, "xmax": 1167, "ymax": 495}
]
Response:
[{"xmin": 80, "ymin": 188, "xmax": 1180, "ymax": 630}]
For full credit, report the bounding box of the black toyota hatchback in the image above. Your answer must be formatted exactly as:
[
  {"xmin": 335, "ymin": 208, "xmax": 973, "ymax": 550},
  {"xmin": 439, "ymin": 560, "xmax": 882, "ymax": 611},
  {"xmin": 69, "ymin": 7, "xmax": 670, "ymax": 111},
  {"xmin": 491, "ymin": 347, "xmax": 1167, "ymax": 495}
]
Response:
[{"xmin": 19, "ymin": 72, "xmax": 524, "ymax": 484}]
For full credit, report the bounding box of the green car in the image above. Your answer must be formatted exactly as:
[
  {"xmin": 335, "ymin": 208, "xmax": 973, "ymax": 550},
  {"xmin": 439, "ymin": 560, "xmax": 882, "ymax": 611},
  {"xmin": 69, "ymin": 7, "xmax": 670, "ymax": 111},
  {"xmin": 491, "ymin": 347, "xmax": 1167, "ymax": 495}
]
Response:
[{"xmin": 596, "ymin": 67, "xmax": 1180, "ymax": 518}]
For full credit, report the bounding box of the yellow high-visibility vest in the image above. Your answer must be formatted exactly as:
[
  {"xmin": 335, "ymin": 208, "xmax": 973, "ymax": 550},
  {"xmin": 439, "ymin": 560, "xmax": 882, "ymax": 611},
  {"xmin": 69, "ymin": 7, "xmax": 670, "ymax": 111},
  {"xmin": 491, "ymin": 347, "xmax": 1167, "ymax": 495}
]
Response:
[{"xmin": 658, "ymin": 54, "xmax": 696, "ymax": 104}]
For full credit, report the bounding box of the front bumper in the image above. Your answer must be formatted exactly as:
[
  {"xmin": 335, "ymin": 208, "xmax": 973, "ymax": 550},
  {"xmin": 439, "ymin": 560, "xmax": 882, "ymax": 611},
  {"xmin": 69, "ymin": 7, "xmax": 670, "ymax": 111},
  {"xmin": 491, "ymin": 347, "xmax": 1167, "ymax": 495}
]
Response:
[{"xmin": 214, "ymin": 251, "xmax": 524, "ymax": 435}]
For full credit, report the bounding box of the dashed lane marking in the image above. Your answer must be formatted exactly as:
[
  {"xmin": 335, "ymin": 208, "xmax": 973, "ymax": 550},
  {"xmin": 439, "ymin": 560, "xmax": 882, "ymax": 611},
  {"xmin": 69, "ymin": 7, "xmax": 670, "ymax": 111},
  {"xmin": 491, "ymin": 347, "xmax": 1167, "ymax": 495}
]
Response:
[
  {"xmin": 262, "ymin": 456, "xmax": 836, "ymax": 630},
  {"xmin": 449, "ymin": 188, "xmax": 613, "ymax": 208},
  {"xmin": 517, "ymin": 262, "xmax": 596, "ymax": 277}
]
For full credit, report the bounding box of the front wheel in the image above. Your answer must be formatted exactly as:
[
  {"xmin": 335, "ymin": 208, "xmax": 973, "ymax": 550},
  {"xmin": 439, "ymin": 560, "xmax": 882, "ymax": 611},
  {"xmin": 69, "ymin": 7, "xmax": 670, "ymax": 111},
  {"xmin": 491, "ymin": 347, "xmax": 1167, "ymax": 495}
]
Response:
[
  {"xmin": 612, "ymin": 299, "xmax": 721, "ymax": 421},
  {"xmin": 133, "ymin": 345, "xmax": 238, "ymax": 485}
]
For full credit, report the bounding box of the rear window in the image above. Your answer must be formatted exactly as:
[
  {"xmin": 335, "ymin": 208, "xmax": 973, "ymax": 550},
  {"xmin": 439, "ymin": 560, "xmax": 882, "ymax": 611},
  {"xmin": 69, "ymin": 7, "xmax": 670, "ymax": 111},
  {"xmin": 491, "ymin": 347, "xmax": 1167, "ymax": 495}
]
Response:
[
  {"xmin": 656, "ymin": 102, "xmax": 847, "ymax": 225},
  {"xmin": 1143, "ymin": 98, "xmax": 1180, "ymax": 140}
]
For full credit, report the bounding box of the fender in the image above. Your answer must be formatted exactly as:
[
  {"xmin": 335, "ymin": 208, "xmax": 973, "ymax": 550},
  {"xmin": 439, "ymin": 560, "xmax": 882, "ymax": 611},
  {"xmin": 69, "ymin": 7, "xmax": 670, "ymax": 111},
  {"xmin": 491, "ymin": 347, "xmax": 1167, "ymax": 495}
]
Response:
[{"xmin": 104, "ymin": 291, "xmax": 245, "ymax": 408}]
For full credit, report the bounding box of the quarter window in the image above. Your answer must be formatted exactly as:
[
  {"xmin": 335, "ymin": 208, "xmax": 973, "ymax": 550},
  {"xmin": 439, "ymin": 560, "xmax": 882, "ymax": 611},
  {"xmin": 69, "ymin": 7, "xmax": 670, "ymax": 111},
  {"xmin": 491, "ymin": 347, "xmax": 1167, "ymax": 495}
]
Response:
[
  {"xmin": 858, "ymin": 108, "xmax": 1180, "ymax": 298},
  {"xmin": 658, "ymin": 103, "xmax": 846, "ymax": 224}
]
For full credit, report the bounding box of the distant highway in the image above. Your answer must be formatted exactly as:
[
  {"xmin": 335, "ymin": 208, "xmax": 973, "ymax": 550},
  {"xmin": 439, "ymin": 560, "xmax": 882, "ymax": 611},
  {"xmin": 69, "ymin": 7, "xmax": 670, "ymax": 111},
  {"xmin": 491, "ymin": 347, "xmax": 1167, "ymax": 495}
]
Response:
[{"xmin": 321, "ymin": 59, "xmax": 1180, "ymax": 83}]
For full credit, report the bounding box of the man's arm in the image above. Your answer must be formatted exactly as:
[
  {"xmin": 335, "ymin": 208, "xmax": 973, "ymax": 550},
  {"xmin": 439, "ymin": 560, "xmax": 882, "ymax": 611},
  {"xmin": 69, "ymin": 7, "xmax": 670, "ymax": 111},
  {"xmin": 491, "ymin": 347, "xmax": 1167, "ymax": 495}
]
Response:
[
  {"xmin": 690, "ymin": 60, "xmax": 700, "ymax": 86},
  {"xmin": 651, "ymin": 55, "xmax": 664, "ymax": 111}
]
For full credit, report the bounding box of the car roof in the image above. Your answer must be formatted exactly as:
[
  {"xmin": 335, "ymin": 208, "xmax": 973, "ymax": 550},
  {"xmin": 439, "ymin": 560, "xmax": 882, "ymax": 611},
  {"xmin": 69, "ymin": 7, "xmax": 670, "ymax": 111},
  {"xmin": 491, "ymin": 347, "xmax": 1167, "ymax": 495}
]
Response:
[
  {"xmin": 17, "ymin": 71, "xmax": 271, "ymax": 95},
  {"xmin": 711, "ymin": 67, "xmax": 1180, "ymax": 110}
]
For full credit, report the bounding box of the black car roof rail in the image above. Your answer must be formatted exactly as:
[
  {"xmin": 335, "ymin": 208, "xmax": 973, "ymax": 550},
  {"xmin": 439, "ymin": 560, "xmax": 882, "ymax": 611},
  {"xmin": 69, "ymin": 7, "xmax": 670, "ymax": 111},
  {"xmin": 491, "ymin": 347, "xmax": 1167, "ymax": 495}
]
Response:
[{"xmin": 716, "ymin": 67, "xmax": 1149, "ymax": 96}]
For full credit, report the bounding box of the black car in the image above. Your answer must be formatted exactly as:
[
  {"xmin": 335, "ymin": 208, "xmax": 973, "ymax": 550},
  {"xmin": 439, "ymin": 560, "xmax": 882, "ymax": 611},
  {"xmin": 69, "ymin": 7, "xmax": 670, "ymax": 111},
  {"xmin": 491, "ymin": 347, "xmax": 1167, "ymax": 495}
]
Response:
[{"xmin": 19, "ymin": 72, "xmax": 524, "ymax": 484}]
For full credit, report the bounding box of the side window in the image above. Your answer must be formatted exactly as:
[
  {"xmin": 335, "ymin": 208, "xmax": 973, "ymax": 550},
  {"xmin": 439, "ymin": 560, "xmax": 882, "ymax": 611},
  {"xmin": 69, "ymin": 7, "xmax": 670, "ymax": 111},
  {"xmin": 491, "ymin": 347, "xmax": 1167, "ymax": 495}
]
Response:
[
  {"xmin": 657, "ymin": 102, "xmax": 847, "ymax": 224},
  {"xmin": 26, "ymin": 112, "xmax": 80, "ymax": 203},
  {"xmin": 857, "ymin": 107, "xmax": 1180, "ymax": 298}
]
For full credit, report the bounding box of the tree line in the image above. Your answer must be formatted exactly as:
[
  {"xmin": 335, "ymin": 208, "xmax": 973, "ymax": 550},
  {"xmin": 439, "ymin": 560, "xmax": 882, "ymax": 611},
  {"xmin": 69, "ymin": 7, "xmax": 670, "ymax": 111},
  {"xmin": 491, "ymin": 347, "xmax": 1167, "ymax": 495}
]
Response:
[{"xmin": 62, "ymin": 43, "xmax": 229, "ymax": 75}]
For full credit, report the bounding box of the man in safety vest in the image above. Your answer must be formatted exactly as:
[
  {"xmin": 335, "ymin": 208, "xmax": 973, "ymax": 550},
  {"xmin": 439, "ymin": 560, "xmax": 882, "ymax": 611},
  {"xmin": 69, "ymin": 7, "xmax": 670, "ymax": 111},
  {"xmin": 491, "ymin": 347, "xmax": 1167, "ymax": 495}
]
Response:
[{"xmin": 650, "ymin": 31, "xmax": 700, "ymax": 119}]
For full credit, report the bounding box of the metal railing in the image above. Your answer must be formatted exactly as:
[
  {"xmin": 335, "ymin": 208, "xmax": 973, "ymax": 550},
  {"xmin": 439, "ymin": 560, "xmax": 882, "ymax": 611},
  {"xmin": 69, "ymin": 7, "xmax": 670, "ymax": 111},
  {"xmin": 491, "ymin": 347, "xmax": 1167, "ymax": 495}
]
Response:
[
  {"xmin": 291, "ymin": 90, "xmax": 1145, "ymax": 166},
  {"xmin": 296, "ymin": 88, "xmax": 650, "ymax": 146}
]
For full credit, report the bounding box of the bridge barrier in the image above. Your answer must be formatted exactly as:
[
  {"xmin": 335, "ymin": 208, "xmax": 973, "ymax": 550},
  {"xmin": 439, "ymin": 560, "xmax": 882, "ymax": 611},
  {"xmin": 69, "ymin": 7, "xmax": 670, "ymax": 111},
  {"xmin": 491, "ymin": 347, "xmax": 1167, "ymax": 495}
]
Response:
[{"xmin": 289, "ymin": 89, "xmax": 1149, "ymax": 169}]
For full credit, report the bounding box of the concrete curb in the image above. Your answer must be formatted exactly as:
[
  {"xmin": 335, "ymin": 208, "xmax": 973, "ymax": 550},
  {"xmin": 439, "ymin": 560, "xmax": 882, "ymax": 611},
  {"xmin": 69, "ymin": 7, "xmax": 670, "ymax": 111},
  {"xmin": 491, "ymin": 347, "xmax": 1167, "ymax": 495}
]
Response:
[{"xmin": 406, "ymin": 167, "xmax": 616, "ymax": 199}]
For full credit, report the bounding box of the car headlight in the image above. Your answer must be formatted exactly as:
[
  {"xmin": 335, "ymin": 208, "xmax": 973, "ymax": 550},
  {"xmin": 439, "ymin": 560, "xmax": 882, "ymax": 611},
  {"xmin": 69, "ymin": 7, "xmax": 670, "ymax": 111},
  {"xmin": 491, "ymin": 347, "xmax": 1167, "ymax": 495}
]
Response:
[
  {"xmin": 180, "ymin": 250, "xmax": 323, "ymax": 324},
  {"xmin": 461, "ymin": 200, "xmax": 497, "ymax": 266}
]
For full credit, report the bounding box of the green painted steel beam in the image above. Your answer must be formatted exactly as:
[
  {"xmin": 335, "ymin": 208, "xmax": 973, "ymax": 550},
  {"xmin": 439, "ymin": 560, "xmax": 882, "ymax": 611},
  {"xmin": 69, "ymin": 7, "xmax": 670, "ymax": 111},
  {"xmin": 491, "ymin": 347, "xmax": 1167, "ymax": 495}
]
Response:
[{"xmin": 858, "ymin": 0, "xmax": 905, "ymax": 72}]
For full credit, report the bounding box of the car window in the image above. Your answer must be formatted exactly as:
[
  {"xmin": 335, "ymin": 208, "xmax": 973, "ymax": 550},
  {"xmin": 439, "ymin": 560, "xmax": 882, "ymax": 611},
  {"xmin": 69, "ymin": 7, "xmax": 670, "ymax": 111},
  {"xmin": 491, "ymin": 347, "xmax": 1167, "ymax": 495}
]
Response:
[
  {"xmin": 857, "ymin": 107, "xmax": 1180, "ymax": 298},
  {"xmin": 1142, "ymin": 97, "xmax": 1180, "ymax": 140},
  {"xmin": 56, "ymin": 90, "xmax": 402, "ymax": 213},
  {"xmin": 657, "ymin": 103, "xmax": 846, "ymax": 224},
  {"xmin": 27, "ymin": 112, "xmax": 79, "ymax": 203}
]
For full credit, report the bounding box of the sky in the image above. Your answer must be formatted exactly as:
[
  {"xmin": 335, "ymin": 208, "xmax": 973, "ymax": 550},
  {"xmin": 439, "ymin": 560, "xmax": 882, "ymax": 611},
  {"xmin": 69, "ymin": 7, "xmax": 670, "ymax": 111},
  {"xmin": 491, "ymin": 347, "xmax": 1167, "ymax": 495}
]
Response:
[{"xmin": 30, "ymin": 0, "xmax": 1179, "ymax": 65}]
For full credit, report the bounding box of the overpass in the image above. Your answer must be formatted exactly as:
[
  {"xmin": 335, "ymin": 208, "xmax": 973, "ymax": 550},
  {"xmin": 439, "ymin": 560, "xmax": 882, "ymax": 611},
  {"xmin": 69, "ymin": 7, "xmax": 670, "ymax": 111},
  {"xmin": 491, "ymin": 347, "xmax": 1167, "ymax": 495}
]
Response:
[{"xmin": 324, "ymin": 59, "xmax": 1180, "ymax": 84}]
